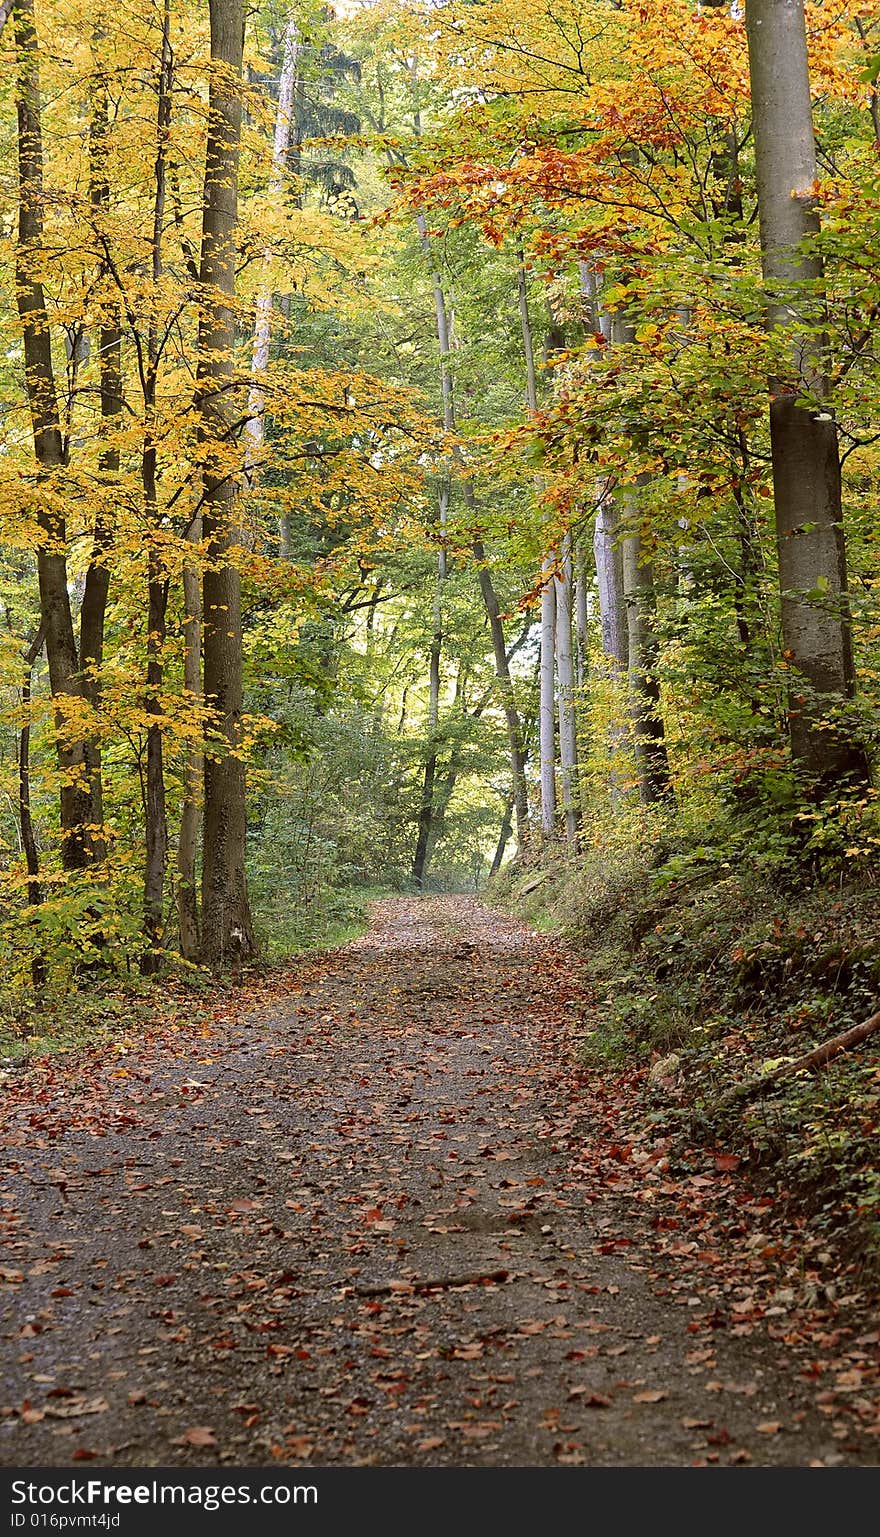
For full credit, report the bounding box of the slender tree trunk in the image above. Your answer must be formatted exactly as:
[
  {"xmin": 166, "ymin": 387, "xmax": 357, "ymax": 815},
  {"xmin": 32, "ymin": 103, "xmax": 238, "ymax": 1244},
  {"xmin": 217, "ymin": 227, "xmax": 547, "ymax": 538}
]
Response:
[
  {"xmin": 489, "ymin": 791, "xmax": 514, "ymax": 878},
  {"xmin": 539, "ymin": 565, "xmax": 556, "ymax": 835},
  {"xmin": 142, "ymin": 536, "xmax": 169, "ymax": 967},
  {"xmin": 471, "ymin": 531, "xmax": 530, "ymax": 841},
  {"xmin": 575, "ymin": 539, "xmax": 590, "ymax": 691},
  {"xmin": 412, "ymin": 480, "xmax": 446, "ymax": 887},
  {"xmin": 621, "ymin": 486, "xmax": 673, "ymax": 805},
  {"xmin": 141, "ymin": 1, "xmax": 173, "ymax": 972},
  {"xmin": 609, "ymin": 313, "xmax": 672, "ymax": 805},
  {"xmin": 19, "ymin": 628, "xmax": 45, "ymax": 990},
  {"xmin": 13, "ymin": 0, "xmax": 101, "ymax": 871},
  {"xmin": 745, "ymin": 0, "xmax": 869, "ymax": 790},
  {"xmin": 79, "ymin": 23, "xmax": 120, "ymax": 865},
  {"xmin": 245, "ymin": 8, "xmax": 299, "ymax": 559},
  {"xmin": 177, "ymin": 528, "xmax": 202, "ymax": 960},
  {"xmin": 518, "ymin": 249, "xmax": 558, "ymax": 838},
  {"xmin": 198, "ymin": 0, "xmax": 255, "ymax": 967},
  {"xmin": 555, "ymin": 534, "xmax": 579, "ymax": 845},
  {"xmin": 594, "ymin": 493, "xmax": 627, "ymax": 667}
]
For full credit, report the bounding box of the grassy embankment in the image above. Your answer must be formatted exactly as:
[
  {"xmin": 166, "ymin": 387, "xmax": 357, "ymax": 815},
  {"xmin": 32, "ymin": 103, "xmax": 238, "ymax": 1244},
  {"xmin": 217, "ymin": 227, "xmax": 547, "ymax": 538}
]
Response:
[{"xmin": 492, "ymin": 829, "xmax": 880, "ymax": 1274}]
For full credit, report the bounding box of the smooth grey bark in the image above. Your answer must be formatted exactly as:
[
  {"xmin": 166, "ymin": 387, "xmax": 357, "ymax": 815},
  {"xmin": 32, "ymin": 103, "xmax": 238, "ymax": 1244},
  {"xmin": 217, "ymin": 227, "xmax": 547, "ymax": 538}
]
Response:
[
  {"xmin": 574, "ymin": 539, "xmax": 590, "ymax": 692},
  {"xmin": 245, "ymin": 9, "xmax": 299, "ymax": 508},
  {"xmin": 518, "ymin": 251, "xmax": 558, "ymax": 836},
  {"xmin": 412, "ymin": 484, "xmax": 447, "ymax": 888},
  {"xmin": 746, "ymin": 0, "xmax": 869, "ymax": 788},
  {"xmin": 539, "ymin": 566, "xmax": 557, "ymax": 835},
  {"xmin": 555, "ymin": 535, "xmax": 580, "ymax": 846},
  {"xmin": 593, "ymin": 494, "xmax": 627, "ymax": 668},
  {"xmin": 197, "ymin": 0, "xmax": 256, "ymax": 965}
]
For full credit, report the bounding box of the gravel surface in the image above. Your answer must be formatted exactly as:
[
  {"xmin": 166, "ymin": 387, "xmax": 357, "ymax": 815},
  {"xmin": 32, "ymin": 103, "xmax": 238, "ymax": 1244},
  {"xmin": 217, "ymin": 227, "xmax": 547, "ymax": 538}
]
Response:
[{"xmin": 0, "ymin": 897, "xmax": 874, "ymax": 1466}]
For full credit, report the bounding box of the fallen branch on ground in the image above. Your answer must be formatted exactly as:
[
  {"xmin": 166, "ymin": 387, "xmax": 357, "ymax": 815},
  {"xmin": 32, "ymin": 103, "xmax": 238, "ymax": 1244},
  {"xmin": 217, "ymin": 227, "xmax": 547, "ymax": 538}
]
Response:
[
  {"xmin": 353, "ymin": 1268, "xmax": 510, "ymax": 1297},
  {"xmin": 707, "ymin": 1007, "xmax": 880, "ymax": 1117}
]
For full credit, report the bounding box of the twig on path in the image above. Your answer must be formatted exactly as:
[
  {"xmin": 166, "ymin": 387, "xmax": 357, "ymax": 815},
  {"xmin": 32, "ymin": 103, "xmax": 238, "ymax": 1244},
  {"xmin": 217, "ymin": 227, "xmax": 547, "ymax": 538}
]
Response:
[{"xmin": 352, "ymin": 1268, "xmax": 511, "ymax": 1298}]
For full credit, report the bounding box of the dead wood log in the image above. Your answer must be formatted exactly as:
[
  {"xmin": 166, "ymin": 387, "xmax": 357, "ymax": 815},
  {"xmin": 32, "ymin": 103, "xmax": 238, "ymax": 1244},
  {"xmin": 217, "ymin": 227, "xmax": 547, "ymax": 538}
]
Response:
[{"xmin": 709, "ymin": 1007, "xmax": 880, "ymax": 1116}]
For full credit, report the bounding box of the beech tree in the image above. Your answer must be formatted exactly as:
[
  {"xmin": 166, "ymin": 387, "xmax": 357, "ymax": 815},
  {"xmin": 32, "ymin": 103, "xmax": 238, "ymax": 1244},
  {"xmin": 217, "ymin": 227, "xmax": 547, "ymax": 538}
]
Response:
[
  {"xmin": 745, "ymin": 0, "xmax": 870, "ymax": 792},
  {"xmin": 197, "ymin": 0, "xmax": 255, "ymax": 965}
]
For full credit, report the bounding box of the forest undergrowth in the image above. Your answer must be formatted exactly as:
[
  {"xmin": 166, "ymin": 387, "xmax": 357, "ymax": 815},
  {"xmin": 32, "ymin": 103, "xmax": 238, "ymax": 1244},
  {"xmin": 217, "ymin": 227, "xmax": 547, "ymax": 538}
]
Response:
[{"xmin": 493, "ymin": 827, "xmax": 880, "ymax": 1284}]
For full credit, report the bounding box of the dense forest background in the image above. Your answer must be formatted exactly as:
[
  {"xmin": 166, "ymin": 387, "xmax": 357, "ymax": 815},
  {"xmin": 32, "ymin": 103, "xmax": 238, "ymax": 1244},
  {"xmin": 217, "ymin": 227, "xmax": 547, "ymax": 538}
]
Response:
[{"xmin": 2, "ymin": 0, "xmax": 880, "ymax": 1103}]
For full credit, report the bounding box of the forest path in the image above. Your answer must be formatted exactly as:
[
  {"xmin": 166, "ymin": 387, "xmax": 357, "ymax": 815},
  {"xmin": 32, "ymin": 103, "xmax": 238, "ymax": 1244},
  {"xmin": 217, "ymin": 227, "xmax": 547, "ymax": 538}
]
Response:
[{"xmin": 1, "ymin": 897, "xmax": 876, "ymax": 1467}]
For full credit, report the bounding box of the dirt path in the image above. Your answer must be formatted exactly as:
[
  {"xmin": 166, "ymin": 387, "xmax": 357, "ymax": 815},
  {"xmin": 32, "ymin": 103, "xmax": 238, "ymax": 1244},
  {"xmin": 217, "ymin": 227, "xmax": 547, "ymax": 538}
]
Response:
[{"xmin": 1, "ymin": 898, "xmax": 876, "ymax": 1467}]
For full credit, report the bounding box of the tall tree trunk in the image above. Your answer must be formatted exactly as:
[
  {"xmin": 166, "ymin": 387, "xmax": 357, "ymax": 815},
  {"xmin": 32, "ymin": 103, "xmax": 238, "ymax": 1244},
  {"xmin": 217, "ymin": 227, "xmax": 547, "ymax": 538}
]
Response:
[
  {"xmin": 412, "ymin": 482, "xmax": 446, "ymax": 888},
  {"xmin": 471, "ymin": 529, "xmax": 530, "ymax": 842},
  {"xmin": 177, "ymin": 529, "xmax": 202, "ymax": 960},
  {"xmin": 574, "ymin": 538, "xmax": 590, "ymax": 692},
  {"xmin": 745, "ymin": 0, "xmax": 869, "ymax": 790},
  {"xmin": 539, "ymin": 565, "xmax": 556, "ymax": 835},
  {"xmin": 609, "ymin": 314, "xmax": 673, "ymax": 805},
  {"xmin": 13, "ymin": 0, "xmax": 101, "ymax": 871},
  {"xmin": 19, "ymin": 627, "xmax": 45, "ymax": 990},
  {"xmin": 555, "ymin": 534, "xmax": 580, "ymax": 846},
  {"xmin": 198, "ymin": 0, "xmax": 256, "ymax": 966},
  {"xmin": 594, "ymin": 493, "xmax": 627, "ymax": 667},
  {"xmin": 141, "ymin": 0, "xmax": 173, "ymax": 971},
  {"xmin": 518, "ymin": 249, "xmax": 558, "ymax": 837},
  {"xmin": 621, "ymin": 483, "xmax": 673, "ymax": 805},
  {"xmin": 79, "ymin": 20, "xmax": 120, "ymax": 866},
  {"xmin": 245, "ymin": 8, "xmax": 299, "ymax": 559}
]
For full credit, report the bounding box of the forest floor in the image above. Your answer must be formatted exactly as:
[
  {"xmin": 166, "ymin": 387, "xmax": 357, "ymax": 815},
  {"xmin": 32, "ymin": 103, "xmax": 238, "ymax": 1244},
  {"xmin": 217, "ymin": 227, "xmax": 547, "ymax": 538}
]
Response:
[{"xmin": 1, "ymin": 896, "xmax": 878, "ymax": 1468}]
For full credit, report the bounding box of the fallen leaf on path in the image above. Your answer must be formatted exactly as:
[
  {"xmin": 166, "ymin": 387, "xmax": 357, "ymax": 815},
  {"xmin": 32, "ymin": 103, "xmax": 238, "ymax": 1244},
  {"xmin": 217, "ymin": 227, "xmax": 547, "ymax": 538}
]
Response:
[{"xmin": 179, "ymin": 1426, "xmax": 217, "ymax": 1447}]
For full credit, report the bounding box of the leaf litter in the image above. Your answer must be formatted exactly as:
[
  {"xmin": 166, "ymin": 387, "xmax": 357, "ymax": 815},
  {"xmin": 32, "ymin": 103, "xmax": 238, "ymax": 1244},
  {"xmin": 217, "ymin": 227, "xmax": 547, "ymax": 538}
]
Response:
[{"xmin": 0, "ymin": 897, "xmax": 877, "ymax": 1467}]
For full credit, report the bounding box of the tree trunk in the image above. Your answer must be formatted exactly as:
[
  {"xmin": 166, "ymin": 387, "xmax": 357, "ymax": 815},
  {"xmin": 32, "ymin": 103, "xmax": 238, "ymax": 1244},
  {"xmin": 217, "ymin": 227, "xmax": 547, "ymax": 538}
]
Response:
[
  {"xmin": 745, "ymin": 0, "xmax": 869, "ymax": 790},
  {"xmin": 197, "ymin": 0, "xmax": 256, "ymax": 966},
  {"xmin": 471, "ymin": 532, "xmax": 530, "ymax": 842},
  {"xmin": 412, "ymin": 483, "xmax": 446, "ymax": 888},
  {"xmin": 539, "ymin": 563, "xmax": 556, "ymax": 835},
  {"xmin": 142, "ymin": 542, "xmax": 169, "ymax": 968},
  {"xmin": 245, "ymin": 7, "xmax": 299, "ymax": 556},
  {"xmin": 13, "ymin": 0, "xmax": 101, "ymax": 871},
  {"xmin": 594, "ymin": 493, "xmax": 627, "ymax": 667},
  {"xmin": 19, "ymin": 628, "xmax": 45, "ymax": 990},
  {"xmin": 489, "ymin": 791, "xmax": 514, "ymax": 878},
  {"xmin": 79, "ymin": 26, "xmax": 120, "ymax": 866},
  {"xmin": 177, "ymin": 529, "xmax": 202, "ymax": 960},
  {"xmin": 518, "ymin": 250, "xmax": 562, "ymax": 839},
  {"xmin": 555, "ymin": 534, "xmax": 579, "ymax": 846},
  {"xmin": 141, "ymin": 1, "xmax": 173, "ymax": 973},
  {"xmin": 621, "ymin": 491, "xmax": 673, "ymax": 805},
  {"xmin": 574, "ymin": 538, "xmax": 590, "ymax": 691}
]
